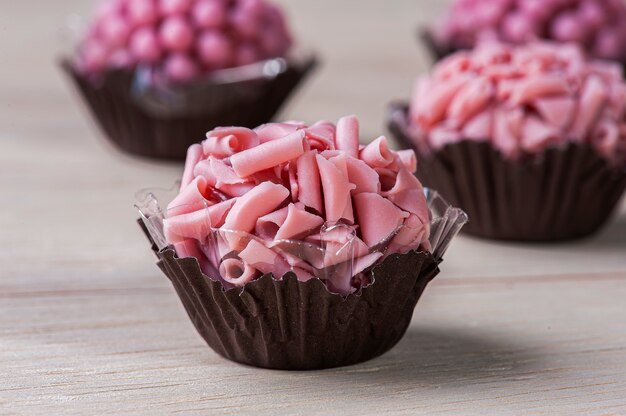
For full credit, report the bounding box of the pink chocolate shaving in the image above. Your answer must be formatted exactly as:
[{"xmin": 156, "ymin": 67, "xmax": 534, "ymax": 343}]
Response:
[
  {"xmin": 409, "ymin": 41, "xmax": 626, "ymax": 164},
  {"xmin": 165, "ymin": 116, "xmax": 431, "ymax": 294}
]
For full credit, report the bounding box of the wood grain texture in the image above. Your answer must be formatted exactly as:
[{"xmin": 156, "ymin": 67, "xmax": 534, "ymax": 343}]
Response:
[{"xmin": 1, "ymin": 0, "xmax": 626, "ymax": 414}]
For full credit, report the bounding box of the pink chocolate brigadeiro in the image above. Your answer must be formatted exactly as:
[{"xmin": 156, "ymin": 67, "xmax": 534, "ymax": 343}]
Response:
[
  {"xmin": 163, "ymin": 116, "xmax": 431, "ymax": 295},
  {"xmin": 409, "ymin": 42, "xmax": 626, "ymax": 164},
  {"xmin": 434, "ymin": 0, "xmax": 626, "ymax": 63},
  {"xmin": 76, "ymin": 0, "xmax": 293, "ymax": 82}
]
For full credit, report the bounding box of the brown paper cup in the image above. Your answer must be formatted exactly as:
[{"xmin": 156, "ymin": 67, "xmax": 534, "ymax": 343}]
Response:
[
  {"xmin": 388, "ymin": 103, "xmax": 626, "ymax": 242},
  {"xmin": 145, "ymin": 225, "xmax": 440, "ymax": 370},
  {"xmin": 61, "ymin": 57, "xmax": 317, "ymax": 160}
]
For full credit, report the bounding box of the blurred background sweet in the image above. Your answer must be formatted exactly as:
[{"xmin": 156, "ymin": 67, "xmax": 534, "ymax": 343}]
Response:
[
  {"xmin": 3, "ymin": 1, "xmax": 626, "ymax": 413},
  {"xmin": 402, "ymin": 0, "xmax": 626, "ymax": 241},
  {"xmin": 389, "ymin": 41, "xmax": 626, "ymax": 241},
  {"xmin": 62, "ymin": 0, "xmax": 316, "ymax": 160},
  {"xmin": 423, "ymin": 0, "xmax": 626, "ymax": 66}
]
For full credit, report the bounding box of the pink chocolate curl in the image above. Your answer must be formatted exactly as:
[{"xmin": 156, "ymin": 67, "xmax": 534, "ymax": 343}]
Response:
[
  {"xmin": 202, "ymin": 127, "xmax": 259, "ymax": 158},
  {"xmin": 255, "ymin": 206, "xmax": 289, "ymax": 240},
  {"xmin": 316, "ymin": 154, "xmax": 355, "ymax": 224},
  {"xmin": 384, "ymin": 168, "xmax": 430, "ymax": 225},
  {"xmin": 274, "ymin": 204, "xmax": 324, "ymax": 241},
  {"xmin": 295, "ymin": 151, "xmax": 323, "ymax": 214},
  {"xmin": 345, "ymin": 157, "xmax": 380, "ymax": 194},
  {"xmin": 230, "ymin": 130, "xmax": 305, "ymax": 177},
  {"xmin": 354, "ymin": 192, "xmax": 408, "ymax": 248},
  {"xmin": 396, "ymin": 150, "xmax": 417, "ymax": 173},
  {"xmin": 335, "ymin": 115, "xmax": 360, "ymax": 158},
  {"xmin": 164, "ymin": 198, "xmax": 236, "ymax": 243},
  {"xmin": 181, "ymin": 143, "xmax": 203, "ymax": 190},
  {"xmin": 255, "ymin": 123, "xmax": 299, "ymax": 143},
  {"xmin": 360, "ymin": 136, "xmax": 395, "ymax": 168},
  {"xmin": 219, "ymin": 258, "xmax": 258, "ymax": 286},
  {"xmin": 168, "ymin": 176, "xmax": 210, "ymax": 216},
  {"xmin": 223, "ymin": 182, "xmax": 289, "ymax": 233},
  {"xmin": 238, "ymin": 239, "xmax": 291, "ymax": 277},
  {"xmin": 409, "ymin": 41, "xmax": 626, "ymax": 163}
]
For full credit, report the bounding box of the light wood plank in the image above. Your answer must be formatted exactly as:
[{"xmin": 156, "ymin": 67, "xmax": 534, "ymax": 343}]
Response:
[{"xmin": 1, "ymin": 0, "xmax": 626, "ymax": 414}]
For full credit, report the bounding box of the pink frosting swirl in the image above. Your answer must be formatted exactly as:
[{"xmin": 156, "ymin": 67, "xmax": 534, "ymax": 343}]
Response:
[
  {"xmin": 435, "ymin": 0, "xmax": 626, "ymax": 63},
  {"xmin": 409, "ymin": 42, "xmax": 626, "ymax": 163},
  {"xmin": 165, "ymin": 117, "xmax": 431, "ymax": 294},
  {"xmin": 77, "ymin": 0, "xmax": 292, "ymax": 82}
]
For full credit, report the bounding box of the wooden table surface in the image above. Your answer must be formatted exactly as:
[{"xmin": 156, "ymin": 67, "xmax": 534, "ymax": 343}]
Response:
[{"xmin": 2, "ymin": 1, "xmax": 626, "ymax": 414}]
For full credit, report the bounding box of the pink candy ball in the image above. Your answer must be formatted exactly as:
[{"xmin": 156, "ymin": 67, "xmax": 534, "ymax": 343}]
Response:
[
  {"xmin": 578, "ymin": 0, "xmax": 606, "ymax": 30},
  {"xmin": 81, "ymin": 41, "xmax": 109, "ymax": 72},
  {"xmin": 231, "ymin": 9, "xmax": 262, "ymax": 40},
  {"xmin": 235, "ymin": 42, "xmax": 260, "ymax": 66},
  {"xmin": 259, "ymin": 31, "xmax": 289, "ymax": 57},
  {"xmin": 80, "ymin": 0, "xmax": 294, "ymax": 81},
  {"xmin": 108, "ymin": 48, "xmax": 134, "ymax": 68},
  {"xmin": 501, "ymin": 13, "xmax": 533, "ymax": 43},
  {"xmin": 438, "ymin": 0, "xmax": 626, "ymax": 63},
  {"xmin": 518, "ymin": 0, "xmax": 548, "ymax": 20},
  {"xmin": 130, "ymin": 27, "xmax": 161, "ymax": 62},
  {"xmin": 192, "ymin": 0, "xmax": 226, "ymax": 29},
  {"xmin": 95, "ymin": 0, "xmax": 123, "ymax": 19},
  {"xmin": 99, "ymin": 15, "xmax": 131, "ymax": 47},
  {"xmin": 594, "ymin": 28, "xmax": 623, "ymax": 60},
  {"xmin": 158, "ymin": 0, "xmax": 192, "ymax": 15},
  {"xmin": 159, "ymin": 16, "xmax": 194, "ymax": 51},
  {"xmin": 196, "ymin": 30, "xmax": 233, "ymax": 68},
  {"xmin": 127, "ymin": 0, "xmax": 159, "ymax": 26},
  {"xmin": 551, "ymin": 13, "xmax": 587, "ymax": 43},
  {"xmin": 164, "ymin": 53, "xmax": 199, "ymax": 82}
]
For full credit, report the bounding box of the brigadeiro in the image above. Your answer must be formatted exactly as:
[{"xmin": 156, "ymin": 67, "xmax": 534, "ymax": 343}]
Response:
[
  {"xmin": 137, "ymin": 116, "xmax": 467, "ymax": 370},
  {"xmin": 422, "ymin": 0, "xmax": 626, "ymax": 66},
  {"xmin": 389, "ymin": 41, "xmax": 626, "ymax": 242},
  {"xmin": 62, "ymin": 0, "xmax": 316, "ymax": 159}
]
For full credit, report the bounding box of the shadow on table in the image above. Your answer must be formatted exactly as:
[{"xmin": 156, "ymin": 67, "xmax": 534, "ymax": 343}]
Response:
[
  {"xmin": 586, "ymin": 213, "xmax": 626, "ymax": 249},
  {"xmin": 314, "ymin": 326, "xmax": 542, "ymax": 386}
]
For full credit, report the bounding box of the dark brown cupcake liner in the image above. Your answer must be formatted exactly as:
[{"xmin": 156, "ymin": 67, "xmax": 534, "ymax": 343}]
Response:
[
  {"xmin": 142, "ymin": 222, "xmax": 439, "ymax": 370},
  {"xmin": 61, "ymin": 56, "xmax": 317, "ymax": 160},
  {"xmin": 137, "ymin": 187, "xmax": 466, "ymax": 370},
  {"xmin": 388, "ymin": 103, "xmax": 626, "ymax": 242}
]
